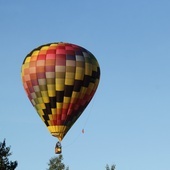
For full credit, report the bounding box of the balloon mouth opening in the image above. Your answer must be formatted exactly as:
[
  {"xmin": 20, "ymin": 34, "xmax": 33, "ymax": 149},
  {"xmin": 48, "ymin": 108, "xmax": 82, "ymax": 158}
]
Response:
[
  {"xmin": 48, "ymin": 125, "xmax": 69, "ymax": 141},
  {"xmin": 51, "ymin": 133, "xmax": 63, "ymax": 141}
]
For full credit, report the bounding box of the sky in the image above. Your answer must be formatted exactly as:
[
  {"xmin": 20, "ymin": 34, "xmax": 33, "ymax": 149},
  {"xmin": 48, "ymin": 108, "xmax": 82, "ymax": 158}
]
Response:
[{"xmin": 0, "ymin": 0, "xmax": 170, "ymax": 169}]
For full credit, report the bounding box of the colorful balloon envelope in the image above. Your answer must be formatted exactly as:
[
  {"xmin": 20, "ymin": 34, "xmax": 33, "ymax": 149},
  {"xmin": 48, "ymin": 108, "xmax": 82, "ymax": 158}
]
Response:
[{"xmin": 21, "ymin": 42, "xmax": 100, "ymax": 141}]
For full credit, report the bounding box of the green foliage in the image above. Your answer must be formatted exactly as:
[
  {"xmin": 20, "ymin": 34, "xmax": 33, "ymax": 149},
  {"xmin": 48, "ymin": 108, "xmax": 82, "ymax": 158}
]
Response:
[
  {"xmin": 0, "ymin": 139, "xmax": 18, "ymax": 170},
  {"xmin": 106, "ymin": 164, "xmax": 116, "ymax": 170},
  {"xmin": 47, "ymin": 154, "xmax": 116, "ymax": 170},
  {"xmin": 47, "ymin": 154, "xmax": 69, "ymax": 170}
]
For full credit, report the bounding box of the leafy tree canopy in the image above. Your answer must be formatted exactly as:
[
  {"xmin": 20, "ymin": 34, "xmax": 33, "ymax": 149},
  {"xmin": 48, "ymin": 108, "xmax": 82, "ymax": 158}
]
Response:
[
  {"xmin": 0, "ymin": 139, "xmax": 18, "ymax": 170},
  {"xmin": 106, "ymin": 164, "xmax": 116, "ymax": 170},
  {"xmin": 47, "ymin": 154, "xmax": 69, "ymax": 170}
]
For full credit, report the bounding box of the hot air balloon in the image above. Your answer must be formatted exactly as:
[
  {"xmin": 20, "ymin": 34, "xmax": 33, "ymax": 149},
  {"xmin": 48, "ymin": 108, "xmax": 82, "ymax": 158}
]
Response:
[{"xmin": 21, "ymin": 42, "xmax": 100, "ymax": 154}]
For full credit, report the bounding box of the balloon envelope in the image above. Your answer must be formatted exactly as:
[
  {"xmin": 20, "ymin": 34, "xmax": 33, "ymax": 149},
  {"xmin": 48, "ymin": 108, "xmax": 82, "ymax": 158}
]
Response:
[{"xmin": 21, "ymin": 42, "xmax": 100, "ymax": 141}]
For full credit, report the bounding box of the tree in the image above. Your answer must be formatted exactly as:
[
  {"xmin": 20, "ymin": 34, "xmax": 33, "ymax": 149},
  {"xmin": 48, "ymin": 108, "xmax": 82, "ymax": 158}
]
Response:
[
  {"xmin": 0, "ymin": 139, "xmax": 18, "ymax": 170},
  {"xmin": 47, "ymin": 154, "xmax": 69, "ymax": 170},
  {"xmin": 106, "ymin": 164, "xmax": 116, "ymax": 170}
]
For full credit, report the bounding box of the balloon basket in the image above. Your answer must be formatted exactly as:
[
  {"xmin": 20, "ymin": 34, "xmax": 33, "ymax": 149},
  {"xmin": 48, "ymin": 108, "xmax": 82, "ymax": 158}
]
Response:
[{"xmin": 55, "ymin": 141, "xmax": 62, "ymax": 154}]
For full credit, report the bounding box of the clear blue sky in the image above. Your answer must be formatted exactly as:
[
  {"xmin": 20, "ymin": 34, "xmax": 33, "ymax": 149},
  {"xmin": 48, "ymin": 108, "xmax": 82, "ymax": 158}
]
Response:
[{"xmin": 0, "ymin": 0, "xmax": 170, "ymax": 169}]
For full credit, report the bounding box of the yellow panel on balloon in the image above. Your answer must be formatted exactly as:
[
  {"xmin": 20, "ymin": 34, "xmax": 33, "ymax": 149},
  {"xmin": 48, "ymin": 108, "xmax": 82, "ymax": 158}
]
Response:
[
  {"xmin": 65, "ymin": 79, "xmax": 74, "ymax": 85},
  {"xmin": 63, "ymin": 97, "xmax": 71, "ymax": 103},
  {"xmin": 55, "ymin": 83, "xmax": 64, "ymax": 91},
  {"xmin": 51, "ymin": 108, "xmax": 56, "ymax": 115},
  {"xmin": 32, "ymin": 50, "xmax": 39, "ymax": 56},
  {"xmin": 57, "ymin": 103, "xmax": 63, "ymax": 109},
  {"xmin": 25, "ymin": 57, "xmax": 31, "ymax": 63}
]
